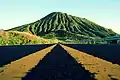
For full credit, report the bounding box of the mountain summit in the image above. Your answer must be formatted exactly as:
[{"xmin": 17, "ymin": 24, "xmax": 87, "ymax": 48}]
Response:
[{"xmin": 9, "ymin": 12, "xmax": 118, "ymax": 43}]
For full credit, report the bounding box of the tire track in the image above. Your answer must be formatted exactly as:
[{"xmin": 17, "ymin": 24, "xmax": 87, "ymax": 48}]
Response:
[
  {"xmin": 22, "ymin": 45, "xmax": 94, "ymax": 80},
  {"xmin": 0, "ymin": 44, "xmax": 53, "ymax": 67},
  {"xmin": 0, "ymin": 45, "xmax": 56, "ymax": 80},
  {"xmin": 65, "ymin": 44, "xmax": 120, "ymax": 65},
  {"xmin": 61, "ymin": 44, "xmax": 120, "ymax": 80}
]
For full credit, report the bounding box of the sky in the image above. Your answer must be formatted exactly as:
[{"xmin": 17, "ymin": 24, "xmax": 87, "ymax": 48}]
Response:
[{"xmin": 0, "ymin": 0, "xmax": 120, "ymax": 33}]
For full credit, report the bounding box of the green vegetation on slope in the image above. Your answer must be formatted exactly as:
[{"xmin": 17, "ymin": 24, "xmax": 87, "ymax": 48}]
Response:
[
  {"xmin": 0, "ymin": 31, "xmax": 59, "ymax": 45},
  {"xmin": 9, "ymin": 12, "xmax": 117, "ymax": 37},
  {"xmin": 7, "ymin": 12, "xmax": 119, "ymax": 44}
]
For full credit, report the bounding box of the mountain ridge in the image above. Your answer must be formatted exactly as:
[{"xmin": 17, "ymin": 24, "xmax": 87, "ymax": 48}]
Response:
[{"xmin": 8, "ymin": 12, "xmax": 119, "ymax": 44}]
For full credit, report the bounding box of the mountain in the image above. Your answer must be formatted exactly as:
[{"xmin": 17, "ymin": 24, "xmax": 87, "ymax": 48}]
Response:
[
  {"xmin": 8, "ymin": 12, "xmax": 118, "ymax": 44},
  {"xmin": 0, "ymin": 30, "xmax": 59, "ymax": 45}
]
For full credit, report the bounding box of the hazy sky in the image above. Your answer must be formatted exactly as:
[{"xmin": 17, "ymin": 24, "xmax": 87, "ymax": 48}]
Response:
[{"xmin": 0, "ymin": 0, "xmax": 120, "ymax": 33}]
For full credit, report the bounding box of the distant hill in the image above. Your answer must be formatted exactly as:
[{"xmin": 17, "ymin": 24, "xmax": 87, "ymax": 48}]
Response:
[
  {"xmin": 7, "ymin": 12, "xmax": 119, "ymax": 44},
  {"xmin": 0, "ymin": 31, "xmax": 59, "ymax": 45}
]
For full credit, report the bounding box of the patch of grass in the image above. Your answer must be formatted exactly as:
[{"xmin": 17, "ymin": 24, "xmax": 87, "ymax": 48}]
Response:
[{"xmin": 0, "ymin": 31, "xmax": 60, "ymax": 45}]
